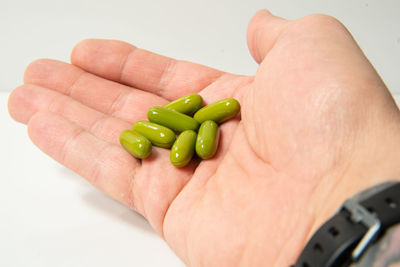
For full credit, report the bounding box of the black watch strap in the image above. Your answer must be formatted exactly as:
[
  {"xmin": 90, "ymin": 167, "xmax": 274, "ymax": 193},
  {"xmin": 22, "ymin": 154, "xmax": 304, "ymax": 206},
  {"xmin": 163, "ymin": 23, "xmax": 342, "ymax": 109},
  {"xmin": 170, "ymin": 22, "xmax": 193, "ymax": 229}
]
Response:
[{"xmin": 292, "ymin": 182, "xmax": 400, "ymax": 267}]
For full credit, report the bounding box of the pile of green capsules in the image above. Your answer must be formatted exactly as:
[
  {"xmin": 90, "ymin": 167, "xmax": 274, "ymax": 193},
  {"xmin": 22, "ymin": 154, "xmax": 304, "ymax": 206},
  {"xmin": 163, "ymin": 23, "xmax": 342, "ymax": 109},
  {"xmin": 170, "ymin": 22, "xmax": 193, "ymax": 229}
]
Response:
[{"xmin": 119, "ymin": 94, "xmax": 240, "ymax": 167}]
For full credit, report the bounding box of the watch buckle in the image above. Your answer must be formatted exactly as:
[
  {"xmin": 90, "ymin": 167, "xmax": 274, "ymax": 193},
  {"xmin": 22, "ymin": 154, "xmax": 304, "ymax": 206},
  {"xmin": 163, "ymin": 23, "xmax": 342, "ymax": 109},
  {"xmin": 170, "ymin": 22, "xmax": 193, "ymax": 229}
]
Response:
[{"xmin": 342, "ymin": 199, "xmax": 381, "ymax": 261}]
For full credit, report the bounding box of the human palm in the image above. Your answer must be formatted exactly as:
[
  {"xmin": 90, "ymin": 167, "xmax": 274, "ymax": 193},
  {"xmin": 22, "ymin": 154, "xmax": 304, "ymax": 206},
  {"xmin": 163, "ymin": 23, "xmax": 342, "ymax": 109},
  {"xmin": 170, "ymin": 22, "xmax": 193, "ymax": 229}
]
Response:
[{"xmin": 8, "ymin": 10, "xmax": 400, "ymax": 266}]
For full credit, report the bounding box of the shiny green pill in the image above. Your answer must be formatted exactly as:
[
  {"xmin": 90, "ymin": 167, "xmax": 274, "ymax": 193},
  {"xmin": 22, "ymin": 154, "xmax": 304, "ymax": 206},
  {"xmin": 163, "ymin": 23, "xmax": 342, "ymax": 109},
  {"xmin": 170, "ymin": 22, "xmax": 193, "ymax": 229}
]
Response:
[
  {"xmin": 148, "ymin": 106, "xmax": 199, "ymax": 132},
  {"xmin": 132, "ymin": 120, "xmax": 176, "ymax": 148},
  {"xmin": 196, "ymin": 120, "xmax": 219, "ymax": 159},
  {"xmin": 163, "ymin": 94, "xmax": 203, "ymax": 115},
  {"xmin": 193, "ymin": 98, "xmax": 240, "ymax": 124},
  {"xmin": 120, "ymin": 130, "xmax": 152, "ymax": 159},
  {"xmin": 170, "ymin": 130, "xmax": 197, "ymax": 167}
]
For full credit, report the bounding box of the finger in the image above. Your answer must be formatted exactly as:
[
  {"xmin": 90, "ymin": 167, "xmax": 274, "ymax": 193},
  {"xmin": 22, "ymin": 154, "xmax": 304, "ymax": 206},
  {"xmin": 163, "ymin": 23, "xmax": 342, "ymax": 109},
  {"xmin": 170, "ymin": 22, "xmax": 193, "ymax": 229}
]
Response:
[
  {"xmin": 247, "ymin": 9, "xmax": 288, "ymax": 63},
  {"xmin": 27, "ymin": 111, "xmax": 139, "ymax": 208},
  {"xmin": 28, "ymin": 111, "xmax": 196, "ymax": 236},
  {"xmin": 70, "ymin": 39, "xmax": 225, "ymax": 100},
  {"xmin": 23, "ymin": 59, "xmax": 166, "ymax": 123},
  {"xmin": 8, "ymin": 84, "xmax": 131, "ymax": 145}
]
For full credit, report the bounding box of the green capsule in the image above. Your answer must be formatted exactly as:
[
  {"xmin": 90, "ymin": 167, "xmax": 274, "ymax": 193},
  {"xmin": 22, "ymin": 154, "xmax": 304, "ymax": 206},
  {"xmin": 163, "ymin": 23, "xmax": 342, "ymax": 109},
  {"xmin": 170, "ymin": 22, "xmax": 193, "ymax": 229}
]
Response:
[
  {"xmin": 196, "ymin": 120, "xmax": 219, "ymax": 159},
  {"xmin": 163, "ymin": 94, "xmax": 203, "ymax": 115},
  {"xmin": 170, "ymin": 130, "xmax": 197, "ymax": 167},
  {"xmin": 148, "ymin": 106, "xmax": 199, "ymax": 132},
  {"xmin": 132, "ymin": 121, "xmax": 176, "ymax": 148},
  {"xmin": 120, "ymin": 130, "xmax": 152, "ymax": 159},
  {"xmin": 193, "ymin": 98, "xmax": 240, "ymax": 124}
]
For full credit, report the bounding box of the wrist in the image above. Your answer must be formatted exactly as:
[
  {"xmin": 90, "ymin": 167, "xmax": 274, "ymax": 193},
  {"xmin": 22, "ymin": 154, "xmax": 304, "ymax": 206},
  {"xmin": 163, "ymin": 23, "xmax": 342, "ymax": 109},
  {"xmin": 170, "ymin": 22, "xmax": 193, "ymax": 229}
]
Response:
[
  {"xmin": 293, "ymin": 118, "xmax": 400, "ymax": 265},
  {"xmin": 321, "ymin": 156, "xmax": 400, "ymax": 234},
  {"xmin": 241, "ymin": 107, "xmax": 400, "ymax": 267},
  {"xmin": 310, "ymin": 116, "xmax": 400, "ymax": 235},
  {"xmin": 293, "ymin": 182, "xmax": 400, "ymax": 267}
]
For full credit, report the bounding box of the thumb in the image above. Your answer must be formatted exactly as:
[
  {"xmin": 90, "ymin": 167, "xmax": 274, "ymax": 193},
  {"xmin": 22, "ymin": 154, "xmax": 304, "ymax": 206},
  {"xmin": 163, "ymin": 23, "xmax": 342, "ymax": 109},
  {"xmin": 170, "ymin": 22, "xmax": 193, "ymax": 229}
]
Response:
[{"xmin": 247, "ymin": 10, "xmax": 288, "ymax": 64}]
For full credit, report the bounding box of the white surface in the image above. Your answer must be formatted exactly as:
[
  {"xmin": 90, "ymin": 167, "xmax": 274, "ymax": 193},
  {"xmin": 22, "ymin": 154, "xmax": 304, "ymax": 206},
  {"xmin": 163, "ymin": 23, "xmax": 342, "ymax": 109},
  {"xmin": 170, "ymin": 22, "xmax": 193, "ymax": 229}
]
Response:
[
  {"xmin": 1, "ymin": 1, "xmax": 400, "ymax": 266},
  {"xmin": 1, "ymin": 0, "xmax": 400, "ymax": 94}
]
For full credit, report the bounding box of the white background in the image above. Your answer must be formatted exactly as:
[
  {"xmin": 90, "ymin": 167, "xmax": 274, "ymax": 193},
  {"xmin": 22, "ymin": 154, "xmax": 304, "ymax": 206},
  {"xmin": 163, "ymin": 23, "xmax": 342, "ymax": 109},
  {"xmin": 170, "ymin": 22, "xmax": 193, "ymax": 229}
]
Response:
[{"xmin": 1, "ymin": 0, "xmax": 399, "ymax": 266}]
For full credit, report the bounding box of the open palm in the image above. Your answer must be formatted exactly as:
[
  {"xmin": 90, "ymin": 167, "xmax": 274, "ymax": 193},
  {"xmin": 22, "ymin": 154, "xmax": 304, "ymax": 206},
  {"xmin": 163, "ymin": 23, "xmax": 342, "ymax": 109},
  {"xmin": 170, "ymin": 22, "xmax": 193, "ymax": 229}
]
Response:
[{"xmin": 8, "ymin": 10, "xmax": 400, "ymax": 266}]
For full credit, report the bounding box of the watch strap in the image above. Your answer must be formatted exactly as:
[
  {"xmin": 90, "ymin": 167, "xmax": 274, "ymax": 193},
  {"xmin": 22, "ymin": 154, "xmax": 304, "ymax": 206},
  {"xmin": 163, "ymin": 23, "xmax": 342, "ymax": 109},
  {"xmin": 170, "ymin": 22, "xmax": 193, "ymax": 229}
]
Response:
[{"xmin": 292, "ymin": 182, "xmax": 400, "ymax": 267}]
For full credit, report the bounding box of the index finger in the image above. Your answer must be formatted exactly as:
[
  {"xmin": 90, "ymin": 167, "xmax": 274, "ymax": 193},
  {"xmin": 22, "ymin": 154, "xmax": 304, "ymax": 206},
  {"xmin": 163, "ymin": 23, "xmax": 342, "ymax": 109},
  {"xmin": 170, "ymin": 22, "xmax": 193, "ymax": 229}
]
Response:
[{"xmin": 71, "ymin": 39, "xmax": 225, "ymax": 100}]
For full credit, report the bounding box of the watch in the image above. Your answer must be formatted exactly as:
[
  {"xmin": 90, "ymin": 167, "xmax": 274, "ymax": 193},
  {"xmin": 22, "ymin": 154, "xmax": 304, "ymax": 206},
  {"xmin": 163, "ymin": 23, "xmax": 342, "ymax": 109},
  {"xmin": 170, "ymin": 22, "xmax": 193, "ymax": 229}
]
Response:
[{"xmin": 292, "ymin": 181, "xmax": 400, "ymax": 267}]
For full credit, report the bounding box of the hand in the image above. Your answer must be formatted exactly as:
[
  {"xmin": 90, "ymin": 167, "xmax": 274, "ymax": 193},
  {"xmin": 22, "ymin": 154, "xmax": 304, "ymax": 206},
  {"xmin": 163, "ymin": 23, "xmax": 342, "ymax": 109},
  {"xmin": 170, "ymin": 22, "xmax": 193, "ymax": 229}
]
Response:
[{"xmin": 8, "ymin": 10, "xmax": 400, "ymax": 266}]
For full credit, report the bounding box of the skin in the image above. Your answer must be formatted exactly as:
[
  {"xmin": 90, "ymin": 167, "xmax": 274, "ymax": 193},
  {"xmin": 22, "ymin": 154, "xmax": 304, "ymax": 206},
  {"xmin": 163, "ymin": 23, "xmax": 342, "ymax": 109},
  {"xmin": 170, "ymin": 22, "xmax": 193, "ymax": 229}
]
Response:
[{"xmin": 7, "ymin": 10, "xmax": 400, "ymax": 267}]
